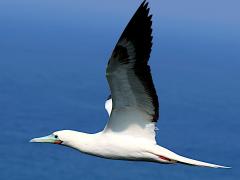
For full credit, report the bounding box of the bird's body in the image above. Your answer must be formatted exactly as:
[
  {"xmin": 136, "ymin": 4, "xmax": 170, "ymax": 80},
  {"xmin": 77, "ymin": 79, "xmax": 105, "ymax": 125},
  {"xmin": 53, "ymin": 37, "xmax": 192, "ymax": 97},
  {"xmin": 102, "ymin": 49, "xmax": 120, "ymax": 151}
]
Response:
[
  {"xmin": 59, "ymin": 131, "xmax": 157, "ymax": 161},
  {"xmin": 52, "ymin": 130, "xmax": 227, "ymax": 168},
  {"xmin": 30, "ymin": 1, "xmax": 229, "ymax": 169}
]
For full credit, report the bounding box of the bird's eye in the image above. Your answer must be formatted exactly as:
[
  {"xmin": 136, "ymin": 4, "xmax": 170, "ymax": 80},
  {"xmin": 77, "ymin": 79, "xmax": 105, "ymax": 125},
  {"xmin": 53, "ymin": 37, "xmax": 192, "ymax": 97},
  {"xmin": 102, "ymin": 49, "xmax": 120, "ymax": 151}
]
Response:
[{"xmin": 54, "ymin": 135, "xmax": 58, "ymax": 138}]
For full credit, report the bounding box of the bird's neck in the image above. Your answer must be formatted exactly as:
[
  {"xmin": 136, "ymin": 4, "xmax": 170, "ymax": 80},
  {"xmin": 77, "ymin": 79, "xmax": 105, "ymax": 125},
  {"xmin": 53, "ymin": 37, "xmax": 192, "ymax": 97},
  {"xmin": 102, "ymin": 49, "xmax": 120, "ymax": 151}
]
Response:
[{"xmin": 63, "ymin": 131, "xmax": 100, "ymax": 154}]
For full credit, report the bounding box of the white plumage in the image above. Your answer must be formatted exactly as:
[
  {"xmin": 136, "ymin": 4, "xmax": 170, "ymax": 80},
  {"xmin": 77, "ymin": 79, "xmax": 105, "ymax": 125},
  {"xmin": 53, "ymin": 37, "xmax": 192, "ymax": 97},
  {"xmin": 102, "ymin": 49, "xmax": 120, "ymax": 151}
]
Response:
[
  {"xmin": 30, "ymin": 1, "xmax": 229, "ymax": 169},
  {"xmin": 105, "ymin": 97, "xmax": 112, "ymax": 116}
]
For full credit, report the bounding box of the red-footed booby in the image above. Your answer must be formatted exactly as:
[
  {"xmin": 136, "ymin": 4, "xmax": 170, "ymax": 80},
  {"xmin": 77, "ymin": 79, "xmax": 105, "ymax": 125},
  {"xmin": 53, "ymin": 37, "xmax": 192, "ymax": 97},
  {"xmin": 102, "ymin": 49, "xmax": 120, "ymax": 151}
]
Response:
[{"xmin": 30, "ymin": 1, "xmax": 230, "ymax": 168}]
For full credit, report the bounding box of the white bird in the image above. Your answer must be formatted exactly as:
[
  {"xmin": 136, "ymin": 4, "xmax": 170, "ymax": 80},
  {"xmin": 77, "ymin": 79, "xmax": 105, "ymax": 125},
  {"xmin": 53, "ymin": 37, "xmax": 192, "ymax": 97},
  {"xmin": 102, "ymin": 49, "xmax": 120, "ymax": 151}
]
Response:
[{"xmin": 30, "ymin": 1, "xmax": 229, "ymax": 168}]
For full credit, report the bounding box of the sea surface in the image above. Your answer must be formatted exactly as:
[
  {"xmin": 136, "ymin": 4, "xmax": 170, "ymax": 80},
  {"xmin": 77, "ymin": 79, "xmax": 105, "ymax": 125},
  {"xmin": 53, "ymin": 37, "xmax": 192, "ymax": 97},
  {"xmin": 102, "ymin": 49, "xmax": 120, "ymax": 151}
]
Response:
[{"xmin": 0, "ymin": 0, "xmax": 239, "ymax": 179}]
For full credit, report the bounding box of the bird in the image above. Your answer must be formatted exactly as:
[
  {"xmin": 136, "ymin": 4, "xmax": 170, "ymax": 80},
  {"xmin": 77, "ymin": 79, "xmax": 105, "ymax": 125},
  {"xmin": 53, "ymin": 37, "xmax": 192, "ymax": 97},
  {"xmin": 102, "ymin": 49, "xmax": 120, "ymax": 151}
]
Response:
[{"xmin": 30, "ymin": 0, "xmax": 229, "ymax": 168}]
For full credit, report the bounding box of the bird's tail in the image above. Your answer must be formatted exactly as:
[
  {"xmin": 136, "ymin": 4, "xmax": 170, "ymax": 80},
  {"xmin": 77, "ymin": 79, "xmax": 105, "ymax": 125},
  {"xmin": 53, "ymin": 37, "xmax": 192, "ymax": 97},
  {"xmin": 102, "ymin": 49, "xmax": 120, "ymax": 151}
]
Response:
[
  {"xmin": 172, "ymin": 154, "xmax": 230, "ymax": 168},
  {"xmin": 154, "ymin": 146, "xmax": 230, "ymax": 168}
]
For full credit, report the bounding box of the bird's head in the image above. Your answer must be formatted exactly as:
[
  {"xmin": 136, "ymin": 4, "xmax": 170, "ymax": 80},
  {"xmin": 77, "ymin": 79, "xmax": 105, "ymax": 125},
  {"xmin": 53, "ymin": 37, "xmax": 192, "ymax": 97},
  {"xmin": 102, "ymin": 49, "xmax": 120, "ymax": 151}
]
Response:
[{"xmin": 30, "ymin": 130, "xmax": 76, "ymax": 145}]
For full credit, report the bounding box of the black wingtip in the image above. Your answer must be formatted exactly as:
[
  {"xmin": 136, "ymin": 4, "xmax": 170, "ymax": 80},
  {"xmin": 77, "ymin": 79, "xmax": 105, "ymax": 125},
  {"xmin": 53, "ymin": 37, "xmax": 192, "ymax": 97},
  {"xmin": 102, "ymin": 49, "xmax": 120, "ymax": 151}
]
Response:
[
  {"xmin": 118, "ymin": 0, "xmax": 153, "ymax": 62},
  {"xmin": 139, "ymin": 0, "xmax": 150, "ymax": 12},
  {"xmin": 141, "ymin": 0, "xmax": 148, "ymax": 7}
]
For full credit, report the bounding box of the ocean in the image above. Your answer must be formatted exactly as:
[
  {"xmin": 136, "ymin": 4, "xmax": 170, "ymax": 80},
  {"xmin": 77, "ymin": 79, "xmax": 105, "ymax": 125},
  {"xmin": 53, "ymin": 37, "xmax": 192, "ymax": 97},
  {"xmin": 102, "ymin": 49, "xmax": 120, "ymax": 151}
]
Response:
[{"xmin": 0, "ymin": 0, "xmax": 239, "ymax": 179}]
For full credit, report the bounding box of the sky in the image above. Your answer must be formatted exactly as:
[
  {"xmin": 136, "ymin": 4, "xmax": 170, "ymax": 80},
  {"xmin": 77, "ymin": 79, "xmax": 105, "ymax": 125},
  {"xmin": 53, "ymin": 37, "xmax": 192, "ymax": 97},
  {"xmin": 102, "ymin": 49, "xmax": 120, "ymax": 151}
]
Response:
[{"xmin": 0, "ymin": 0, "xmax": 239, "ymax": 180}]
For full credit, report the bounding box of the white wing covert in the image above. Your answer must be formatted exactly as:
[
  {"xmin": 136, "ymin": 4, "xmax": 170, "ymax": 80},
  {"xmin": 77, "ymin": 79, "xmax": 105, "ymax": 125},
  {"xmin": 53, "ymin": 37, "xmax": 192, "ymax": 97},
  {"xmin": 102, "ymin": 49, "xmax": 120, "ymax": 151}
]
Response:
[{"xmin": 105, "ymin": 95, "xmax": 112, "ymax": 116}]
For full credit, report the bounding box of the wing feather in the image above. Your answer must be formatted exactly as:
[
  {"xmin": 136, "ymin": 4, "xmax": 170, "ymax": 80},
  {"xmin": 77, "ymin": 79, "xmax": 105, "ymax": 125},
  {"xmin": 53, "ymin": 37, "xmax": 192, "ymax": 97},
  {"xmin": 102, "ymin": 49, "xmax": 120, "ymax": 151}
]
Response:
[{"xmin": 104, "ymin": 1, "xmax": 159, "ymax": 141}]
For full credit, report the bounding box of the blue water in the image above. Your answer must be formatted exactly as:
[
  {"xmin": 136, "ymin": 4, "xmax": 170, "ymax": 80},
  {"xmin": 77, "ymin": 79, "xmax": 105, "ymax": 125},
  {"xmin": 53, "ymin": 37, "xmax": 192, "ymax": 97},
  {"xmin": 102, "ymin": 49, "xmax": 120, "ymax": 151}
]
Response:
[{"xmin": 0, "ymin": 0, "xmax": 239, "ymax": 179}]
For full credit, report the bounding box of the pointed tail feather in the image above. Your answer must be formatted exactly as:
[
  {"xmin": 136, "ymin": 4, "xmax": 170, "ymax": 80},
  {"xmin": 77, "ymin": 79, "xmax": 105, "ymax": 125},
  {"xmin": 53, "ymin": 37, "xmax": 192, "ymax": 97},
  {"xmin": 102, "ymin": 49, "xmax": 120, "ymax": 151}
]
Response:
[
  {"xmin": 154, "ymin": 146, "xmax": 230, "ymax": 168},
  {"xmin": 174, "ymin": 155, "xmax": 231, "ymax": 168}
]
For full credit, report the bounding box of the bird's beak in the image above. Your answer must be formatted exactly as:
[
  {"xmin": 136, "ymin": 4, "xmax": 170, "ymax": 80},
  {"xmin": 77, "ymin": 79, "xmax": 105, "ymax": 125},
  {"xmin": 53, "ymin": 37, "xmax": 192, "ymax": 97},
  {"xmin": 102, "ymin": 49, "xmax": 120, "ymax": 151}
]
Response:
[{"xmin": 29, "ymin": 134, "xmax": 62, "ymax": 144}]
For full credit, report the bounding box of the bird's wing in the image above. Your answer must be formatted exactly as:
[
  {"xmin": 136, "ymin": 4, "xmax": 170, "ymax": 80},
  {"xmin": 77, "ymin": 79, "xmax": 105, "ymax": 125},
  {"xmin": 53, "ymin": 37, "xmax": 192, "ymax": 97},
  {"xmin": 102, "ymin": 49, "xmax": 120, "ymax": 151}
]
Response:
[
  {"xmin": 104, "ymin": 1, "xmax": 159, "ymax": 142},
  {"xmin": 105, "ymin": 95, "xmax": 112, "ymax": 116}
]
